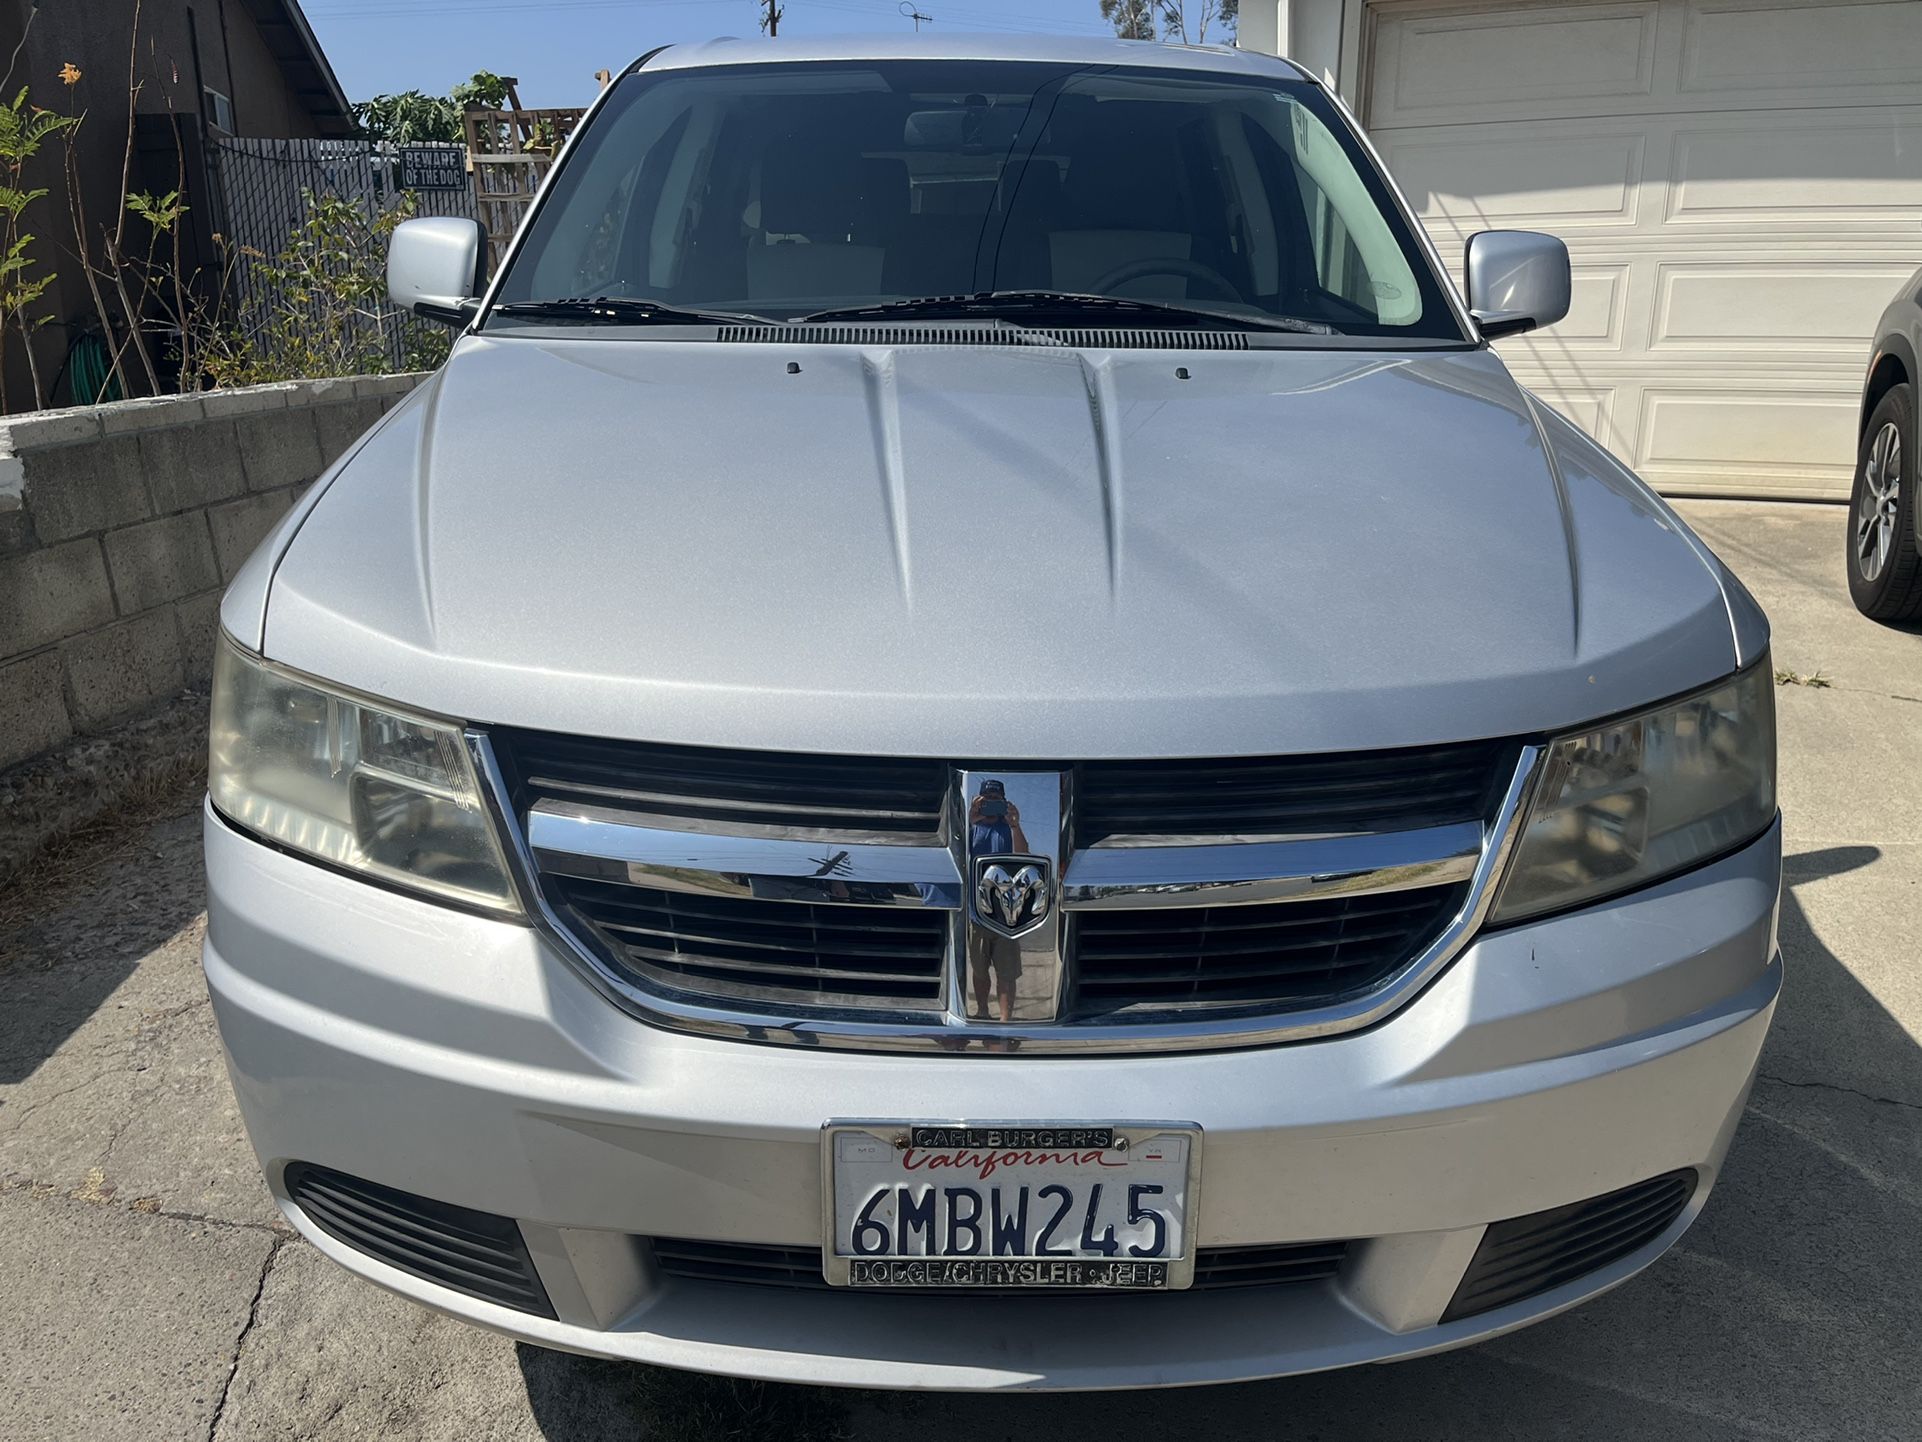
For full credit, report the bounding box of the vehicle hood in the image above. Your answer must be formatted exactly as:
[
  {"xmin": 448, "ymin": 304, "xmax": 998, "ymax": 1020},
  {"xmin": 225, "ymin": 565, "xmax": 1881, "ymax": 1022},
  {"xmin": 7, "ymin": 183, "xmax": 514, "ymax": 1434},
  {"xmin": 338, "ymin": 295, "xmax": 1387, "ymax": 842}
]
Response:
[{"xmin": 260, "ymin": 336, "xmax": 1749, "ymax": 757}]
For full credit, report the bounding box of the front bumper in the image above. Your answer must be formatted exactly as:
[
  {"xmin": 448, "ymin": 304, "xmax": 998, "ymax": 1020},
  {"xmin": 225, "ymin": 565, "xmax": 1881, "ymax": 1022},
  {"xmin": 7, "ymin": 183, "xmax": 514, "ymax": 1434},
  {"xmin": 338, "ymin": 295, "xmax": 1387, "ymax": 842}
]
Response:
[{"xmin": 202, "ymin": 803, "xmax": 1781, "ymax": 1390}]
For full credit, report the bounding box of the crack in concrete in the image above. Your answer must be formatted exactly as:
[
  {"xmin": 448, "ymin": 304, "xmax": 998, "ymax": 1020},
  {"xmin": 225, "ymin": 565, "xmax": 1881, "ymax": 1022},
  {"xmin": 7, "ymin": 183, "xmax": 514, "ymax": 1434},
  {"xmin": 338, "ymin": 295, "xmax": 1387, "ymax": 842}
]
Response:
[
  {"xmin": 0, "ymin": 965, "xmax": 208, "ymax": 1084},
  {"xmin": 1814, "ymin": 683, "xmax": 1922, "ymax": 707},
  {"xmin": 0, "ymin": 1066, "xmax": 124, "ymax": 1130},
  {"xmin": 207, "ymin": 1234, "xmax": 285, "ymax": 1442},
  {"xmin": 0, "ymin": 1172, "xmax": 291, "ymax": 1237},
  {"xmin": 1756, "ymin": 1071, "xmax": 1921, "ymax": 1113}
]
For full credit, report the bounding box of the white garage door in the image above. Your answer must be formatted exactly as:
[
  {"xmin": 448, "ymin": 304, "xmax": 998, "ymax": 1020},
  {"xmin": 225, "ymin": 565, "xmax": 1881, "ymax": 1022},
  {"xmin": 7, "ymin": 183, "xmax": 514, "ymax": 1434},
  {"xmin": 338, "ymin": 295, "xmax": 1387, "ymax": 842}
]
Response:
[{"xmin": 1365, "ymin": 0, "xmax": 1922, "ymax": 498}]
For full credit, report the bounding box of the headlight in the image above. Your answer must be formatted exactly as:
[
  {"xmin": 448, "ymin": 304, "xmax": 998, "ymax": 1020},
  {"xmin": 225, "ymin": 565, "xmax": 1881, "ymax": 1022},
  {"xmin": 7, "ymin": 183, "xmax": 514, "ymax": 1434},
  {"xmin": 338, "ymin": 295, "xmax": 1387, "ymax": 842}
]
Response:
[
  {"xmin": 209, "ymin": 635, "xmax": 520, "ymax": 914},
  {"xmin": 1492, "ymin": 659, "xmax": 1775, "ymax": 924}
]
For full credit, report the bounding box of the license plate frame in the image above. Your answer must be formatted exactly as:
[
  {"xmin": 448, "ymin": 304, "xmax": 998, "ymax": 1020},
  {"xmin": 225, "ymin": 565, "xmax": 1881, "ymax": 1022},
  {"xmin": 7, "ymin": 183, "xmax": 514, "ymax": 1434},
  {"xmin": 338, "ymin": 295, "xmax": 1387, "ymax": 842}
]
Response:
[{"xmin": 821, "ymin": 1121, "xmax": 1204, "ymax": 1290}]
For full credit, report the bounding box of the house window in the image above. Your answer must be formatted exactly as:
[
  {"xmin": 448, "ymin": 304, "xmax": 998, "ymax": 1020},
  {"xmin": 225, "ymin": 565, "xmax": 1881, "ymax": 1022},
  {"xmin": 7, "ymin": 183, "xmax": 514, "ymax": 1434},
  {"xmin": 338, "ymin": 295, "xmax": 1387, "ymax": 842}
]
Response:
[{"xmin": 205, "ymin": 88, "xmax": 235, "ymax": 134}]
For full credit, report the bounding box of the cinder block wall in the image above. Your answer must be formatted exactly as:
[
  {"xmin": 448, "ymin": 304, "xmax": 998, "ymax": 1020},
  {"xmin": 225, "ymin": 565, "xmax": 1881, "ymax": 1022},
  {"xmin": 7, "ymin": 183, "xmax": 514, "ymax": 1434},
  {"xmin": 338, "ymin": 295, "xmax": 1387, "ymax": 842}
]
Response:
[{"xmin": 0, "ymin": 375, "xmax": 424, "ymax": 771}]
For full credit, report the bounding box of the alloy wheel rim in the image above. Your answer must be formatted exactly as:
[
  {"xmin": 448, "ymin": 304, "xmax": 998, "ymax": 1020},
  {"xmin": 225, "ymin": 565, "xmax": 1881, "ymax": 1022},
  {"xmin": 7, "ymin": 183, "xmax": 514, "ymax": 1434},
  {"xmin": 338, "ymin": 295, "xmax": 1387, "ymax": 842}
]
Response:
[{"xmin": 1857, "ymin": 420, "xmax": 1903, "ymax": 582}]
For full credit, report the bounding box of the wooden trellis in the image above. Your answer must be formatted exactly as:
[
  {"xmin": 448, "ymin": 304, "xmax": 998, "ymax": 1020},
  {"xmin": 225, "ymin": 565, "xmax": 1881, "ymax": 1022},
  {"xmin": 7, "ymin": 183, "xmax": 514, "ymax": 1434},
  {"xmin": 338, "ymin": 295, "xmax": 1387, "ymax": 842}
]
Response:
[{"xmin": 461, "ymin": 80, "xmax": 588, "ymax": 266}]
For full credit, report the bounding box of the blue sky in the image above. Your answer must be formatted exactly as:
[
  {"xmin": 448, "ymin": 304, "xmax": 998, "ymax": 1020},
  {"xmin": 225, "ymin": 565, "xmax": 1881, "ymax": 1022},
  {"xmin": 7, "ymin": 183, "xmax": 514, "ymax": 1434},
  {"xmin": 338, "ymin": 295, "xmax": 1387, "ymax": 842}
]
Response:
[{"xmin": 302, "ymin": 0, "xmax": 1132, "ymax": 110}]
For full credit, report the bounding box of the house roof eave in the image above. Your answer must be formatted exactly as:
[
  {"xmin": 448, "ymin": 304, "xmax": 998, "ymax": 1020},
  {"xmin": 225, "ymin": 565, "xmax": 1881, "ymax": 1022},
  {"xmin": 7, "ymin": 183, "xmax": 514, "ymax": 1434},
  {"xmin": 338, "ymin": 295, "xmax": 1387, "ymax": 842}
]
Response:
[{"xmin": 243, "ymin": 0, "xmax": 355, "ymax": 136}]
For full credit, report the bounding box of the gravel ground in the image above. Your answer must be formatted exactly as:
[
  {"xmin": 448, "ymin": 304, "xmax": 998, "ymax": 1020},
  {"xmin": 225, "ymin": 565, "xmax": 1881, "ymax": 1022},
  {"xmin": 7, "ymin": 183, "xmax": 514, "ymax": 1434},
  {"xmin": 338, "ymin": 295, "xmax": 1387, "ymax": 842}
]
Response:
[{"xmin": 2, "ymin": 500, "xmax": 1917, "ymax": 1441}]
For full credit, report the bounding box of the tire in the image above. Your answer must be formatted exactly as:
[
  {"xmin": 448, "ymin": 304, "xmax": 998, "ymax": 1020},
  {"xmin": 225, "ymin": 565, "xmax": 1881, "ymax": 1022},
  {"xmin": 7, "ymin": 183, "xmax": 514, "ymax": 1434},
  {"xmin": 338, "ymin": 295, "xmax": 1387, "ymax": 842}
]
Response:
[{"xmin": 1846, "ymin": 383, "xmax": 1922, "ymax": 623}]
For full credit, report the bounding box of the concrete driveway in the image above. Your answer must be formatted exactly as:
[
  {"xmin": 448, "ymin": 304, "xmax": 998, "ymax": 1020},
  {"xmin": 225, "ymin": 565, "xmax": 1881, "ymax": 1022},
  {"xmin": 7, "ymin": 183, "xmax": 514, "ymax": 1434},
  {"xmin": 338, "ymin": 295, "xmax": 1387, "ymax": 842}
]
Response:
[{"xmin": 2, "ymin": 499, "xmax": 1916, "ymax": 1441}]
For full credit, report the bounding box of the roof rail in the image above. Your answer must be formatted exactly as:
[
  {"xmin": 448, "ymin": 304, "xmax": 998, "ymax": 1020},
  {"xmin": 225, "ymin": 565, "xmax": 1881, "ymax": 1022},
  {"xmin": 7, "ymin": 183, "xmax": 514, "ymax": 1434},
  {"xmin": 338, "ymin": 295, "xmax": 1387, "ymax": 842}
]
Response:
[{"xmin": 621, "ymin": 45, "xmax": 675, "ymax": 76}]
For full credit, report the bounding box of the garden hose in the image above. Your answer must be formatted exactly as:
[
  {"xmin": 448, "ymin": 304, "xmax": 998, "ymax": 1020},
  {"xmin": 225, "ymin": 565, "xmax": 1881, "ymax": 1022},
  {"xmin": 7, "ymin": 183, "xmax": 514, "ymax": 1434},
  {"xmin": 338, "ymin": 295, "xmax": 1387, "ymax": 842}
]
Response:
[{"xmin": 68, "ymin": 332, "xmax": 123, "ymax": 406}]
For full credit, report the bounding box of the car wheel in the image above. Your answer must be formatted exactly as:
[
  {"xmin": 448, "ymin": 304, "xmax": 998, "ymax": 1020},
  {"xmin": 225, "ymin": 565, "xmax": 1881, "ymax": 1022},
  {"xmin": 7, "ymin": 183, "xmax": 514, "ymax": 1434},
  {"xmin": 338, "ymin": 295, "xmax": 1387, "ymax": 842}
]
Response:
[{"xmin": 1847, "ymin": 383, "xmax": 1922, "ymax": 623}]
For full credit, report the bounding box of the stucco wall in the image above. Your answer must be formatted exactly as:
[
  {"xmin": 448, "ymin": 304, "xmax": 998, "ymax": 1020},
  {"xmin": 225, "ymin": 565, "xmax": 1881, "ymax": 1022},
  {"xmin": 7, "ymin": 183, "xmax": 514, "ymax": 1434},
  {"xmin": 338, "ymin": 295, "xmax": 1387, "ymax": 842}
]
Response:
[{"xmin": 0, "ymin": 375, "xmax": 424, "ymax": 772}]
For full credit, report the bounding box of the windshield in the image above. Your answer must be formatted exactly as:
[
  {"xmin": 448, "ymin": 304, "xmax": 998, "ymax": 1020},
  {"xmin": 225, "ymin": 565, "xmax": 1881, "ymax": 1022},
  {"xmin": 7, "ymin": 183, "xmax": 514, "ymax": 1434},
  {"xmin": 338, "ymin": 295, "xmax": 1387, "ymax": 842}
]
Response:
[{"xmin": 489, "ymin": 59, "xmax": 1461, "ymax": 339}]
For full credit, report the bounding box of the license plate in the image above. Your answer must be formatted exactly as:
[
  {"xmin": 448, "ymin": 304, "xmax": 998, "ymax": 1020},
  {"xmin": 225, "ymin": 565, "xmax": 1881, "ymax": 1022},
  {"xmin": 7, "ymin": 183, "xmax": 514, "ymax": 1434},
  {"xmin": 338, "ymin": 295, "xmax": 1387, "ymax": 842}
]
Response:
[{"xmin": 822, "ymin": 1122, "xmax": 1202, "ymax": 1290}]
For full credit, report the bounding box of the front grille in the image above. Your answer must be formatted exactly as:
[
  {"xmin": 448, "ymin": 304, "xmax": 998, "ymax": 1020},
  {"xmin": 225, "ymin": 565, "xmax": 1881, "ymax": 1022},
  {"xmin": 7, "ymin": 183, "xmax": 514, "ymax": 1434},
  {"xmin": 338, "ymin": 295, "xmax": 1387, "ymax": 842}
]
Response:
[
  {"xmin": 651, "ymin": 1237, "xmax": 1348, "ymax": 1292},
  {"xmin": 555, "ymin": 877, "xmax": 949, "ymax": 1010},
  {"xmin": 1075, "ymin": 740, "xmax": 1514, "ymax": 845},
  {"xmin": 496, "ymin": 728, "xmax": 948, "ymax": 840},
  {"xmin": 285, "ymin": 1163, "xmax": 554, "ymax": 1317},
  {"xmin": 1442, "ymin": 1170, "xmax": 1697, "ymax": 1322},
  {"xmin": 1071, "ymin": 885, "xmax": 1471, "ymax": 1017},
  {"xmin": 497, "ymin": 725, "xmax": 1524, "ymax": 1048}
]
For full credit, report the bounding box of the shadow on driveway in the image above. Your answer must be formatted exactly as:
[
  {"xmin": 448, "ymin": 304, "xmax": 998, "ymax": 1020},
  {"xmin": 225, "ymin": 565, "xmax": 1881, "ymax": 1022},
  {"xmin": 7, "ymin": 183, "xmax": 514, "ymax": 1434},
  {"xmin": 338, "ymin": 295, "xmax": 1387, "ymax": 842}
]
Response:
[
  {"xmin": 0, "ymin": 809, "xmax": 208, "ymax": 1088},
  {"xmin": 513, "ymin": 843, "xmax": 1920, "ymax": 1440}
]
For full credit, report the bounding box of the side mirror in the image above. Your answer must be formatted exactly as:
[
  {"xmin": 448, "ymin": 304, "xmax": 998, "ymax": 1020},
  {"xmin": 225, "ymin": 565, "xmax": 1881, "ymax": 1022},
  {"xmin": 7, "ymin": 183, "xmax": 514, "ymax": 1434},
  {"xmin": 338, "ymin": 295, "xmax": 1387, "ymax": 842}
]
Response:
[
  {"xmin": 388, "ymin": 217, "xmax": 488, "ymax": 326},
  {"xmin": 1464, "ymin": 230, "xmax": 1571, "ymax": 340}
]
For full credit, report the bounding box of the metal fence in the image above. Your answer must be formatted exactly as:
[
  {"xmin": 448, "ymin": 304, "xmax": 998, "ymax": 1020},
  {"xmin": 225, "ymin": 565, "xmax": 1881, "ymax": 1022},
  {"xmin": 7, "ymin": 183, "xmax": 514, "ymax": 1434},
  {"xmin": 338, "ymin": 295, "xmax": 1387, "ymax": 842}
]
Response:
[{"xmin": 208, "ymin": 137, "xmax": 480, "ymax": 371}]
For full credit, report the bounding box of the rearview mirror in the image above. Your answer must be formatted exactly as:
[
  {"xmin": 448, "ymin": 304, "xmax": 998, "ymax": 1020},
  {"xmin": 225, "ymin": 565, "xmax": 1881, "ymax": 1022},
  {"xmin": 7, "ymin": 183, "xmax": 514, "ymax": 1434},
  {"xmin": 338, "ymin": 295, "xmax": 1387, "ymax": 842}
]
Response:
[
  {"xmin": 1464, "ymin": 230, "xmax": 1571, "ymax": 340},
  {"xmin": 388, "ymin": 217, "xmax": 488, "ymax": 326}
]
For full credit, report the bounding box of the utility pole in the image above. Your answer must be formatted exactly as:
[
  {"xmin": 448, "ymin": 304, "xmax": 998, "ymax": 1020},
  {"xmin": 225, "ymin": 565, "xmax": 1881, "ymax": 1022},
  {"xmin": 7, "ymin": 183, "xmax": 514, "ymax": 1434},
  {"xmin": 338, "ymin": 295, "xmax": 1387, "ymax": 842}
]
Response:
[
  {"xmin": 761, "ymin": 0, "xmax": 782, "ymax": 35},
  {"xmin": 898, "ymin": 0, "xmax": 933, "ymax": 29}
]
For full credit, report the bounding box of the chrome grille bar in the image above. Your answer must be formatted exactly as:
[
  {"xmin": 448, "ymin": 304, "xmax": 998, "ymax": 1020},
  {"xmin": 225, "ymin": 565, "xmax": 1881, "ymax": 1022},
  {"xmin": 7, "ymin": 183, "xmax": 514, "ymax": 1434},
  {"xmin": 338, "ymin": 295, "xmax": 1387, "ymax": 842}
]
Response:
[
  {"xmin": 1062, "ymin": 822, "xmax": 1483, "ymax": 910},
  {"xmin": 529, "ymin": 802, "xmax": 1483, "ymax": 913},
  {"xmin": 527, "ymin": 801, "xmax": 963, "ymax": 908}
]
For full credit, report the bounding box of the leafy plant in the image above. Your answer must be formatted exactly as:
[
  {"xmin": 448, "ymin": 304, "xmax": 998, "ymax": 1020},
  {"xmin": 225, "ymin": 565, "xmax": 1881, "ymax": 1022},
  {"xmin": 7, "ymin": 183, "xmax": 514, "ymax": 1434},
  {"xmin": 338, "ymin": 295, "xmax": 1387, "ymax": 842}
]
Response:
[
  {"xmin": 124, "ymin": 187, "xmax": 186, "ymax": 230},
  {"xmin": 353, "ymin": 71, "xmax": 513, "ymax": 144},
  {"xmin": 199, "ymin": 189, "xmax": 449, "ymax": 386},
  {"xmin": 451, "ymin": 71, "xmax": 512, "ymax": 112},
  {"xmin": 351, "ymin": 89, "xmax": 460, "ymax": 144},
  {"xmin": 0, "ymin": 85, "xmax": 79, "ymax": 411},
  {"xmin": 123, "ymin": 184, "xmax": 217, "ymax": 390}
]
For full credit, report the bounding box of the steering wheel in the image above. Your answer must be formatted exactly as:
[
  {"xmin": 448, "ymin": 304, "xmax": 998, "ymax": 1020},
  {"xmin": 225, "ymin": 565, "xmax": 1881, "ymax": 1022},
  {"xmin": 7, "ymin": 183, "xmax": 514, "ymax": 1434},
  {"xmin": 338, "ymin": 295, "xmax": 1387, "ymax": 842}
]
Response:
[{"xmin": 1089, "ymin": 256, "xmax": 1242, "ymax": 302}]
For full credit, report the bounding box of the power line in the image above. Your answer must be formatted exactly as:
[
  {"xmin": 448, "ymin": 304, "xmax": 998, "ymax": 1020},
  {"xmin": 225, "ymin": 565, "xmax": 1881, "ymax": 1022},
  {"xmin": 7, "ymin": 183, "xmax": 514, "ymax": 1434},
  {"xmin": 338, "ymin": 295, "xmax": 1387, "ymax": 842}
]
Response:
[
  {"xmin": 306, "ymin": 0, "xmax": 734, "ymax": 16},
  {"xmin": 801, "ymin": 0, "xmax": 1110, "ymax": 30},
  {"xmin": 306, "ymin": 0, "xmax": 1110, "ymax": 29}
]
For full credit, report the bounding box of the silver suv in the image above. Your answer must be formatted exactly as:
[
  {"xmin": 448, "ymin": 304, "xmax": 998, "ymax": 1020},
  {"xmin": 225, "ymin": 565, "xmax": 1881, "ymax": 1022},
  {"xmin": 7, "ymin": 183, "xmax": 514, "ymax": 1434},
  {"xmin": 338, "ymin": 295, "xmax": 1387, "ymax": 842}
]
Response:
[{"xmin": 203, "ymin": 35, "xmax": 1781, "ymax": 1389}]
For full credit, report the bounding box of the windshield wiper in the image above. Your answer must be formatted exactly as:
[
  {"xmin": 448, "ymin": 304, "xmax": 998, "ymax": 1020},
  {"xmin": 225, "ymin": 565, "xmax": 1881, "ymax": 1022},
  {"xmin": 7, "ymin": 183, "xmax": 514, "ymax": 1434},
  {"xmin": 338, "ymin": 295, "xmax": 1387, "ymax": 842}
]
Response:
[
  {"xmin": 490, "ymin": 297, "xmax": 774, "ymax": 326},
  {"xmin": 799, "ymin": 290, "xmax": 1336, "ymax": 335}
]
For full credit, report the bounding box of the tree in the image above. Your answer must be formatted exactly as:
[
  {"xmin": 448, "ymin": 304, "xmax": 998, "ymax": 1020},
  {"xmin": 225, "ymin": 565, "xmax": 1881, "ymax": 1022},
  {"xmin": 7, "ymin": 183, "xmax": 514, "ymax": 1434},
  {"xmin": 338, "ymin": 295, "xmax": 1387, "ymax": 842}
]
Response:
[
  {"xmin": 1100, "ymin": 0, "xmax": 1157, "ymax": 39},
  {"xmin": 352, "ymin": 72, "xmax": 512, "ymax": 145},
  {"xmin": 1099, "ymin": 0, "xmax": 1238, "ymax": 43},
  {"xmin": 1167, "ymin": 0, "xmax": 1238, "ymax": 43}
]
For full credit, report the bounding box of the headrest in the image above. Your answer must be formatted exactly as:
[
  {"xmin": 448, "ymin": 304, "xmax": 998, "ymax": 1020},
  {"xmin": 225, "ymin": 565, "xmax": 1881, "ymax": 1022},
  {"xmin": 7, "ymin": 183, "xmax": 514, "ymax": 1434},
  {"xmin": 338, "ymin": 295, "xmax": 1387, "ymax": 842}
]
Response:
[
  {"xmin": 761, "ymin": 132, "xmax": 867, "ymax": 238},
  {"xmin": 1053, "ymin": 104, "xmax": 1186, "ymax": 232}
]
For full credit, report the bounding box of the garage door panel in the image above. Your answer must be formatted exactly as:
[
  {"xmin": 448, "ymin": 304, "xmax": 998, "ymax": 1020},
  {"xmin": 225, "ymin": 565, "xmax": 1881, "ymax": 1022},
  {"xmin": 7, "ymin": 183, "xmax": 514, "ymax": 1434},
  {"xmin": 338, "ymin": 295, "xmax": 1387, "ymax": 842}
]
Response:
[
  {"xmin": 1650, "ymin": 261, "xmax": 1921, "ymax": 352},
  {"xmin": 1379, "ymin": 130, "xmax": 1646, "ymax": 230},
  {"xmin": 1373, "ymin": 0, "xmax": 1922, "ymax": 121},
  {"xmin": 1560, "ymin": 263, "xmax": 1634, "ymax": 348},
  {"xmin": 1372, "ymin": 1, "xmax": 1660, "ymax": 127},
  {"xmin": 1679, "ymin": 0, "xmax": 1922, "ymax": 97},
  {"xmin": 1667, "ymin": 114, "xmax": 1922, "ymax": 224},
  {"xmin": 1368, "ymin": 0, "xmax": 1922, "ymax": 498},
  {"xmin": 1637, "ymin": 387, "xmax": 1858, "ymax": 477}
]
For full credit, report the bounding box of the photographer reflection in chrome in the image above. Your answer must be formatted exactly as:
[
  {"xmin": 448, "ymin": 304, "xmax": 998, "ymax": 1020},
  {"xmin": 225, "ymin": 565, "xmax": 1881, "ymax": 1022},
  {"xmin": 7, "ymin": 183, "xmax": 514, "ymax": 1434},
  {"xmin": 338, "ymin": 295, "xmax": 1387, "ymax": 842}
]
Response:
[{"xmin": 965, "ymin": 775, "xmax": 1058, "ymax": 1030}]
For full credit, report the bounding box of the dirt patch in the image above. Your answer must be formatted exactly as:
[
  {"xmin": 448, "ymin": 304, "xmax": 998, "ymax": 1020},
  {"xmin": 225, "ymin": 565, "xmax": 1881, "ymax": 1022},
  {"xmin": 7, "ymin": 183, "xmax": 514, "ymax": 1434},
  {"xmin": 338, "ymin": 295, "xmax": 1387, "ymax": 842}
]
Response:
[{"xmin": 0, "ymin": 690, "xmax": 209, "ymax": 899}]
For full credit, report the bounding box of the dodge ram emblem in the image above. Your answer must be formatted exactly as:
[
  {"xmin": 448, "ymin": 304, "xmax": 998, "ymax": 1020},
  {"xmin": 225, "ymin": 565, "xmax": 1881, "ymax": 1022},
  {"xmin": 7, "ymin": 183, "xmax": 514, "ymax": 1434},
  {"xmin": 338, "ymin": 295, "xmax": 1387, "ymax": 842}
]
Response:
[{"xmin": 973, "ymin": 857, "xmax": 1051, "ymax": 937}]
